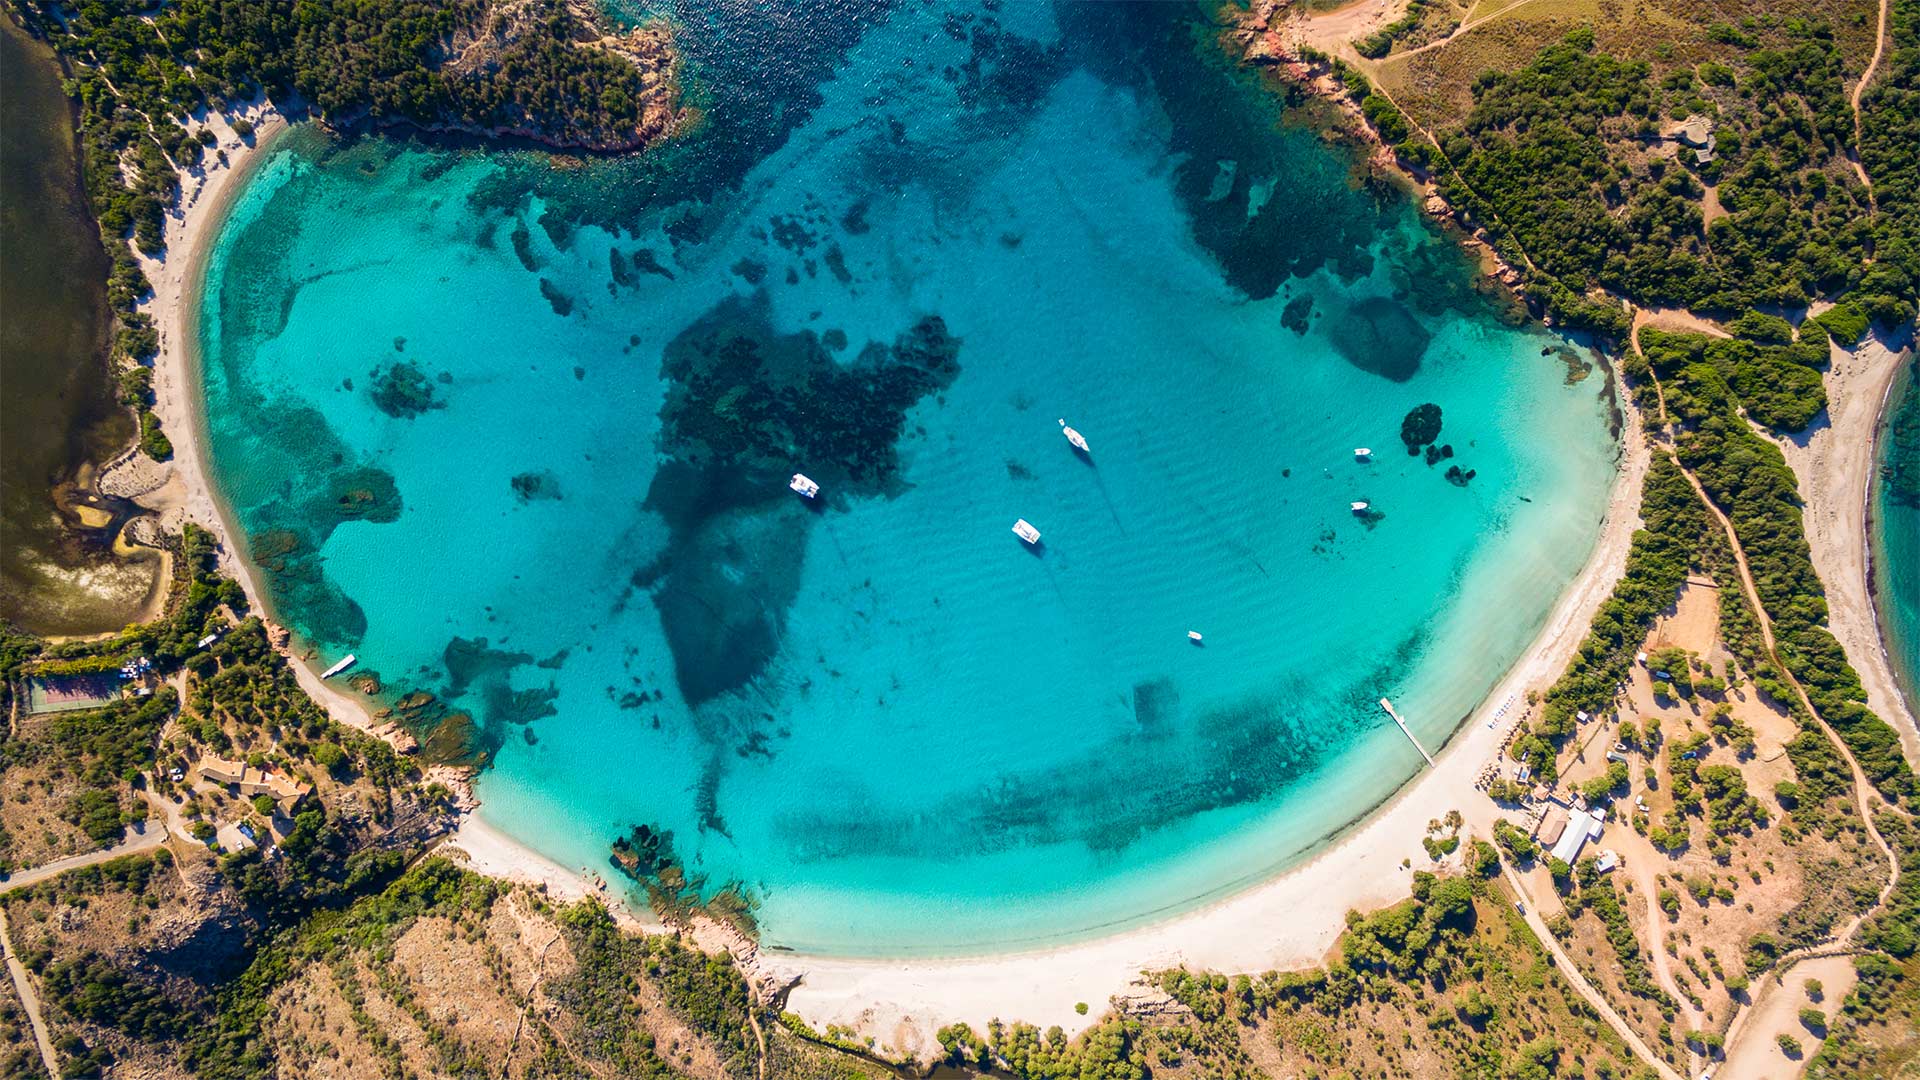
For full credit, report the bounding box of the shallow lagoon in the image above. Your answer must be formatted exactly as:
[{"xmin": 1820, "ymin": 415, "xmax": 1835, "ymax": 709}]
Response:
[{"xmin": 199, "ymin": 1, "xmax": 1619, "ymax": 953}]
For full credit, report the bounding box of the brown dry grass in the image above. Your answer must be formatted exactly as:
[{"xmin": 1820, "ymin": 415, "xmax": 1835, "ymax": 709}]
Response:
[
  {"xmin": 1373, "ymin": 0, "xmax": 1882, "ymax": 132},
  {"xmin": 0, "ymin": 759, "xmax": 107, "ymax": 869},
  {"xmin": 1545, "ymin": 572, "xmax": 1884, "ymax": 1068}
]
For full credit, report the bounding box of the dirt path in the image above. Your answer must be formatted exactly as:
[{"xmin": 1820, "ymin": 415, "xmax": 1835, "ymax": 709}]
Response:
[
  {"xmin": 0, "ymin": 821, "xmax": 166, "ymax": 895},
  {"xmin": 0, "ymin": 907, "xmax": 58, "ymax": 1078},
  {"xmin": 1500, "ymin": 866, "xmax": 1685, "ymax": 1080},
  {"xmin": 1629, "ymin": 849, "xmax": 1703, "ymax": 1072},
  {"xmin": 1635, "ymin": 319, "xmax": 1904, "ymax": 1070},
  {"xmin": 1849, "ymin": 0, "xmax": 1891, "ymax": 201},
  {"xmin": 1383, "ymin": 0, "xmax": 1544, "ymax": 62}
]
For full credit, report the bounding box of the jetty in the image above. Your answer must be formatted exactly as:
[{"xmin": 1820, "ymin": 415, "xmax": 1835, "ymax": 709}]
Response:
[
  {"xmin": 1378, "ymin": 697, "xmax": 1436, "ymax": 768},
  {"xmin": 320, "ymin": 654, "xmax": 358, "ymax": 679}
]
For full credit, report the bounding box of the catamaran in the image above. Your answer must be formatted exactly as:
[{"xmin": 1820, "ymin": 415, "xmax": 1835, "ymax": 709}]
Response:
[
  {"xmin": 789, "ymin": 473, "xmax": 820, "ymax": 499},
  {"xmin": 1059, "ymin": 419, "xmax": 1089, "ymax": 454},
  {"xmin": 1012, "ymin": 518, "xmax": 1042, "ymax": 545},
  {"xmin": 320, "ymin": 654, "xmax": 357, "ymax": 679}
]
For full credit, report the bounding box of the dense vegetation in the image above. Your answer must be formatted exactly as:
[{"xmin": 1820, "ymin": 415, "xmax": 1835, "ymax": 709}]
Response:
[
  {"xmin": 1857, "ymin": 0, "xmax": 1920, "ymax": 329},
  {"xmin": 12, "ymin": 0, "xmax": 677, "ymax": 460},
  {"xmin": 1808, "ymin": 812, "xmax": 1920, "ymax": 1076},
  {"xmin": 1512, "ymin": 457, "xmax": 1712, "ymax": 779},
  {"xmin": 1348, "ymin": 16, "xmax": 1920, "ymax": 338},
  {"xmin": 1638, "ymin": 329, "xmax": 1914, "ymax": 800},
  {"xmin": 0, "ymin": 526, "xmax": 232, "ymax": 869}
]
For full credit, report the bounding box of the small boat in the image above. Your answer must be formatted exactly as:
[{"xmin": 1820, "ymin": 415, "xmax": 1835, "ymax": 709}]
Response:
[
  {"xmin": 1059, "ymin": 419, "xmax": 1089, "ymax": 454},
  {"xmin": 320, "ymin": 654, "xmax": 357, "ymax": 679},
  {"xmin": 1012, "ymin": 518, "xmax": 1042, "ymax": 545},
  {"xmin": 1354, "ymin": 447, "xmax": 1372, "ymax": 461},
  {"xmin": 1187, "ymin": 630, "xmax": 1204, "ymax": 645},
  {"xmin": 789, "ymin": 473, "xmax": 820, "ymax": 499},
  {"xmin": 1350, "ymin": 500, "xmax": 1370, "ymax": 514}
]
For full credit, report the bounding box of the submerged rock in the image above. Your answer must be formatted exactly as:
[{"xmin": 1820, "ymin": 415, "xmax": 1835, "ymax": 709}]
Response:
[
  {"xmin": 538, "ymin": 278, "xmax": 573, "ymax": 317},
  {"xmin": 641, "ymin": 293, "xmax": 962, "ymax": 707},
  {"xmin": 1333, "ymin": 296, "xmax": 1430, "ymax": 382},
  {"xmin": 1400, "ymin": 403, "xmax": 1443, "ymax": 454},
  {"xmin": 1445, "ymin": 465, "xmax": 1477, "ymax": 487},
  {"xmin": 610, "ymin": 822, "xmax": 761, "ymax": 938},
  {"xmin": 510, "ymin": 470, "xmax": 563, "ymax": 502},
  {"xmin": 369, "ymin": 362, "xmax": 444, "ymax": 418},
  {"xmin": 1281, "ymin": 294, "xmax": 1314, "ymax": 335}
]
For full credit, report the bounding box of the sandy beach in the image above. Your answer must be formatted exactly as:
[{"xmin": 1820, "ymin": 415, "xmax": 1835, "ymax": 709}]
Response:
[
  {"xmin": 128, "ymin": 108, "xmax": 437, "ymax": 755},
  {"xmin": 760, "ymin": 401, "xmax": 1654, "ymax": 1058},
  {"xmin": 1773, "ymin": 331, "xmax": 1920, "ymax": 766},
  {"xmin": 122, "ymin": 104, "xmax": 675, "ymax": 918},
  {"xmin": 127, "ymin": 116, "xmax": 1665, "ymax": 1056},
  {"xmin": 131, "ymin": 97, "xmax": 1910, "ymax": 1068}
]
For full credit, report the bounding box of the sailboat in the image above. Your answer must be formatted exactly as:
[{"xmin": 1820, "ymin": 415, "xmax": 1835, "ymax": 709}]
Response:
[{"xmin": 1059, "ymin": 419, "xmax": 1089, "ymax": 454}]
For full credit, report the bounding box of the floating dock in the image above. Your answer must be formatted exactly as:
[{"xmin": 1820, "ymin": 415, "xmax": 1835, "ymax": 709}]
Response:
[
  {"xmin": 320, "ymin": 654, "xmax": 358, "ymax": 679},
  {"xmin": 1379, "ymin": 697, "xmax": 1436, "ymax": 768}
]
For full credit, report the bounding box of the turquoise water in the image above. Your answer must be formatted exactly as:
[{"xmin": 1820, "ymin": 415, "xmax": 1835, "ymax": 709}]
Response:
[
  {"xmin": 1876, "ymin": 351, "xmax": 1920, "ymax": 721},
  {"xmin": 197, "ymin": 1, "xmax": 1619, "ymax": 953}
]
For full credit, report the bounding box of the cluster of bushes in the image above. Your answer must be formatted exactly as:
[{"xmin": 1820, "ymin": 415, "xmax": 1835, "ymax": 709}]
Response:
[
  {"xmin": 1146, "ymin": 872, "xmax": 1641, "ymax": 1078},
  {"xmin": 1339, "ymin": 871, "xmax": 1478, "ymax": 982},
  {"xmin": 1511, "ymin": 457, "xmax": 1712, "ymax": 779},
  {"xmin": 1354, "ymin": 1, "xmax": 1453, "ymax": 59},
  {"xmin": 1856, "ymin": 0, "xmax": 1920, "ymax": 330},
  {"xmin": 549, "ymin": 898, "xmax": 758, "ymax": 1077},
  {"xmin": 1642, "ymin": 330, "xmax": 1914, "ymax": 801},
  {"xmin": 1374, "ymin": 21, "xmax": 1916, "ymax": 329}
]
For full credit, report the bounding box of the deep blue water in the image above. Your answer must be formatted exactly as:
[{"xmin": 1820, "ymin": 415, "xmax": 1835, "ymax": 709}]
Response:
[{"xmin": 197, "ymin": 1, "xmax": 1619, "ymax": 953}]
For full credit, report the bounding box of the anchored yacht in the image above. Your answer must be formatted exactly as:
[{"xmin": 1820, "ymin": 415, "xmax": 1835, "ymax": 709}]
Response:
[
  {"xmin": 1012, "ymin": 518, "xmax": 1042, "ymax": 545},
  {"xmin": 1059, "ymin": 419, "xmax": 1089, "ymax": 454},
  {"xmin": 789, "ymin": 473, "xmax": 820, "ymax": 499}
]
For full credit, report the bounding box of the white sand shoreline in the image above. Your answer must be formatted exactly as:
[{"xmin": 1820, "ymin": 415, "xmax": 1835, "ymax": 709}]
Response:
[
  {"xmin": 132, "ymin": 108, "xmax": 407, "ymax": 751},
  {"xmin": 131, "ymin": 103, "xmax": 1660, "ymax": 1061},
  {"xmin": 755, "ymin": 398, "xmax": 1652, "ymax": 1057},
  {"xmin": 128, "ymin": 104, "xmax": 669, "ymax": 926},
  {"xmin": 128, "ymin": 104, "xmax": 1706, "ymax": 1063},
  {"xmin": 1775, "ymin": 331, "xmax": 1920, "ymax": 765}
]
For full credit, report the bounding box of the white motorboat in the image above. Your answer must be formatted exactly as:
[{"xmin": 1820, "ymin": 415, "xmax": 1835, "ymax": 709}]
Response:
[
  {"xmin": 789, "ymin": 473, "xmax": 820, "ymax": 499},
  {"xmin": 1350, "ymin": 500, "xmax": 1370, "ymax": 514},
  {"xmin": 1012, "ymin": 518, "xmax": 1042, "ymax": 545},
  {"xmin": 1354, "ymin": 447, "xmax": 1372, "ymax": 461},
  {"xmin": 1187, "ymin": 630, "xmax": 1204, "ymax": 644}
]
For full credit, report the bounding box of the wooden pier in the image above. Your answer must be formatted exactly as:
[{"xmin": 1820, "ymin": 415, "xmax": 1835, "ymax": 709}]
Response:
[{"xmin": 1379, "ymin": 698, "xmax": 1436, "ymax": 768}]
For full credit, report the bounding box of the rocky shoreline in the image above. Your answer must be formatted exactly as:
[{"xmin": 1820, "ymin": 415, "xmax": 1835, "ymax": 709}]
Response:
[{"xmin": 1223, "ymin": 0, "xmax": 1536, "ymax": 309}]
